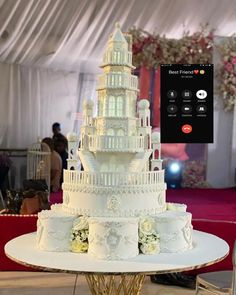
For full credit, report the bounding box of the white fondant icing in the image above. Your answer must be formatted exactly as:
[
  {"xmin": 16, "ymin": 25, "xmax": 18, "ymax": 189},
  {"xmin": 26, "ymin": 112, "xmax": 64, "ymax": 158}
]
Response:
[
  {"xmin": 62, "ymin": 188, "xmax": 166, "ymax": 217},
  {"xmin": 88, "ymin": 217, "xmax": 139, "ymax": 260},
  {"xmin": 50, "ymin": 203, "xmax": 63, "ymax": 212},
  {"xmin": 154, "ymin": 211, "xmax": 193, "ymax": 253},
  {"xmin": 167, "ymin": 202, "xmax": 187, "ymax": 212},
  {"xmin": 151, "ymin": 132, "xmax": 160, "ymax": 143},
  {"xmin": 36, "ymin": 210, "xmax": 76, "ymax": 252}
]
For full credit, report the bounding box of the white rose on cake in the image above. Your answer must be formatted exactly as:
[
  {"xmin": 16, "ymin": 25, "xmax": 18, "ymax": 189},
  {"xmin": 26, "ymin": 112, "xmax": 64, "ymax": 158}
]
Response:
[
  {"xmin": 70, "ymin": 216, "xmax": 89, "ymax": 253},
  {"xmin": 139, "ymin": 217, "xmax": 156, "ymax": 235},
  {"xmin": 140, "ymin": 241, "xmax": 160, "ymax": 255},
  {"xmin": 73, "ymin": 216, "xmax": 89, "ymax": 230},
  {"xmin": 71, "ymin": 240, "xmax": 88, "ymax": 253},
  {"xmin": 139, "ymin": 217, "xmax": 160, "ymax": 254}
]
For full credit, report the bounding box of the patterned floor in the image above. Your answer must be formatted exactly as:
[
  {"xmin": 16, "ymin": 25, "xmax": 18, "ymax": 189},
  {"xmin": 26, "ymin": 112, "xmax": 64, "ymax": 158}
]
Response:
[{"xmin": 0, "ymin": 272, "xmax": 195, "ymax": 294}]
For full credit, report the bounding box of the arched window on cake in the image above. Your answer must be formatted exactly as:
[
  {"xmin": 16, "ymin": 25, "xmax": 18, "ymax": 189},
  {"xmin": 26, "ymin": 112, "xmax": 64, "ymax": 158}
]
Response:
[
  {"xmin": 118, "ymin": 73, "xmax": 122, "ymax": 86},
  {"xmin": 103, "ymin": 98, "xmax": 107, "ymax": 116},
  {"xmin": 117, "ymin": 51, "xmax": 121, "ymax": 63},
  {"xmin": 108, "ymin": 96, "xmax": 115, "ymax": 116},
  {"xmin": 113, "ymin": 51, "xmax": 117, "ymax": 62},
  {"xmin": 132, "ymin": 97, "xmax": 136, "ymax": 117},
  {"xmin": 117, "ymin": 96, "xmax": 123, "ymax": 116},
  {"xmin": 117, "ymin": 129, "xmax": 125, "ymax": 136},
  {"xmin": 107, "ymin": 129, "xmax": 115, "ymax": 136}
]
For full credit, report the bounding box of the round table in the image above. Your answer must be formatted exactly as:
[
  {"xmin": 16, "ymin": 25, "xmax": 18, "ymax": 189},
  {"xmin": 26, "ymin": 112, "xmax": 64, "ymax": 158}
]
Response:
[{"xmin": 5, "ymin": 230, "xmax": 229, "ymax": 295}]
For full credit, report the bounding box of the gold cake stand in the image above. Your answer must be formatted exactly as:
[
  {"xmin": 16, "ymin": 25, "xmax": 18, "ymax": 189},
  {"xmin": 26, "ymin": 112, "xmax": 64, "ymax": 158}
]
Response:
[{"xmin": 5, "ymin": 231, "xmax": 229, "ymax": 295}]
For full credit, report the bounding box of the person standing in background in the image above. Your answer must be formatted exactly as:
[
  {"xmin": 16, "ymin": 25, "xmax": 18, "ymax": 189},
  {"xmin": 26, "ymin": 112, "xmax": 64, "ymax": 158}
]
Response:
[
  {"xmin": 42, "ymin": 137, "xmax": 62, "ymax": 192},
  {"xmin": 52, "ymin": 122, "xmax": 68, "ymax": 148}
]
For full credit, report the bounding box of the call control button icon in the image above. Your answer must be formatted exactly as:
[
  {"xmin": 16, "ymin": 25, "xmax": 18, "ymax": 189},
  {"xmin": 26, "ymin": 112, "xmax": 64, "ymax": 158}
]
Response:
[
  {"xmin": 182, "ymin": 104, "xmax": 192, "ymax": 114},
  {"xmin": 196, "ymin": 90, "xmax": 207, "ymax": 99},
  {"xmin": 197, "ymin": 105, "xmax": 207, "ymax": 113},
  {"xmin": 167, "ymin": 90, "xmax": 177, "ymax": 99},
  {"xmin": 182, "ymin": 90, "xmax": 192, "ymax": 99},
  {"xmin": 182, "ymin": 124, "xmax": 192, "ymax": 134},
  {"xmin": 167, "ymin": 104, "xmax": 178, "ymax": 114}
]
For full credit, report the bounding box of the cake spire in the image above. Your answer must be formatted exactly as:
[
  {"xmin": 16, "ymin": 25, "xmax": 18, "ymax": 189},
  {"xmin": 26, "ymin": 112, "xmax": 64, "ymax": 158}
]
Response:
[{"xmin": 115, "ymin": 22, "xmax": 120, "ymax": 29}]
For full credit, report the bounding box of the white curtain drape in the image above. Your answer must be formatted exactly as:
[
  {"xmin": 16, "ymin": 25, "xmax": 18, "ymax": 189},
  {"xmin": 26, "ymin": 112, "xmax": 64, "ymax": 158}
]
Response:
[
  {"xmin": 0, "ymin": 0, "xmax": 236, "ymax": 72},
  {"xmin": 73, "ymin": 73, "xmax": 97, "ymax": 134},
  {"xmin": 0, "ymin": 62, "xmax": 78, "ymax": 148}
]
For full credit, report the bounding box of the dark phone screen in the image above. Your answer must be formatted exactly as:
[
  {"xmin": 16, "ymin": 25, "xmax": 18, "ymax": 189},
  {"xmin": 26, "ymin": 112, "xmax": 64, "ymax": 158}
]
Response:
[{"xmin": 160, "ymin": 64, "xmax": 213, "ymax": 143}]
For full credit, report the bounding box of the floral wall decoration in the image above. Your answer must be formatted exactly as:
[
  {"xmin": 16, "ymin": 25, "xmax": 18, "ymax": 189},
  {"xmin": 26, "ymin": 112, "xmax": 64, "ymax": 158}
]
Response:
[
  {"xmin": 128, "ymin": 25, "xmax": 214, "ymax": 69},
  {"xmin": 129, "ymin": 26, "xmax": 236, "ymax": 112},
  {"xmin": 217, "ymin": 35, "xmax": 236, "ymax": 111}
]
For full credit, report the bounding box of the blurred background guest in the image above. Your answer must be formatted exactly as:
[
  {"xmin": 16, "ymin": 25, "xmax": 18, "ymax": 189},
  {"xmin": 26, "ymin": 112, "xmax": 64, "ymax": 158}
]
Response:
[
  {"xmin": 52, "ymin": 122, "xmax": 68, "ymax": 148},
  {"xmin": 42, "ymin": 137, "xmax": 62, "ymax": 192}
]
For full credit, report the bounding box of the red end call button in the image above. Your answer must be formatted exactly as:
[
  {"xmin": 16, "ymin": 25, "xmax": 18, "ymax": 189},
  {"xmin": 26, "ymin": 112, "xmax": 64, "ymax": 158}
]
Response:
[{"xmin": 182, "ymin": 124, "xmax": 192, "ymax": 134}]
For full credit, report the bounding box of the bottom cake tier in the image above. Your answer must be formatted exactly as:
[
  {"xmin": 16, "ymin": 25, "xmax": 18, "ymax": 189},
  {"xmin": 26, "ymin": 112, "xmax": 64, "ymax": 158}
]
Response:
[{"xmin": 36, "ymin": 203, "xmax": 193, "ymax": 260}]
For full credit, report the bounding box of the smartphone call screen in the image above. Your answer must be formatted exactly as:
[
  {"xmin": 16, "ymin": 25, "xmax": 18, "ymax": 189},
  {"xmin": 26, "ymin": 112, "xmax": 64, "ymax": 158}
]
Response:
[{"xmin": 160, "ymin": 64, "xmax": 213, "ymax": 143}]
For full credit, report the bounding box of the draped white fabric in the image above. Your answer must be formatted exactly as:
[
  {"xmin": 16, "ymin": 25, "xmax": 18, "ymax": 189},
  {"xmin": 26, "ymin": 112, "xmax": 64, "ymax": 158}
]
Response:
[
  {"xmin": 73, "ymin": 73, "xmax": 97, "ymax": 133},
  {"xmin": 0, "ymin": 0, "xmax": 236, "ymax": 71},
  {"xmin": 0, "ymin": 62, "xmax": 78, "ymax": 148}
]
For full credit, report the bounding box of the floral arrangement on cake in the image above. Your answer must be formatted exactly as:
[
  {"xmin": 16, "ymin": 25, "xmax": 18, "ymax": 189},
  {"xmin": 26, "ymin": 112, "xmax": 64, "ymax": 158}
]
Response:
[
  {"xmin": 70, "ymin": 215, "xmax": 161, "ymax": 255},
  {"xmin": 138, "ymin": 217, "xmax": 160, "ymax": 254},
  {"xmin": 70, "ymin": 216, "xmax": 89, "ymax": 253},
  {"xmin": 128, "ymin": 25, "xmax": 213, "ymax": 69},
  {"xmin": 217, "ymin": 35, "xmax": 236, "ymax": 111}
]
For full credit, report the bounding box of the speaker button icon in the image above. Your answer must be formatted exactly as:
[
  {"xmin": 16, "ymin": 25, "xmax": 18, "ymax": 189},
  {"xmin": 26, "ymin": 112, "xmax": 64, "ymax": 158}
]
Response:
[{"xmin": 196, "ymin": 90, "xmax": 207, "ymax": 99}]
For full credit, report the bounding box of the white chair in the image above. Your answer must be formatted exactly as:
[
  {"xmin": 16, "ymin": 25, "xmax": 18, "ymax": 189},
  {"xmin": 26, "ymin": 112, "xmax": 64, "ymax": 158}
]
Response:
[{"xmin": 196, "ymin": 240, "xmax": 236, "ymax": 294}]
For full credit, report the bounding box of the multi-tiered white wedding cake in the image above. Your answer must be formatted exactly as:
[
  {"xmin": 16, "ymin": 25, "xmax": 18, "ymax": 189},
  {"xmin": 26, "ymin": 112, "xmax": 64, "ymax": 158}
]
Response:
[{"xmin": 36, "ymin": 24, "xmax": 193, "ymax": 260}]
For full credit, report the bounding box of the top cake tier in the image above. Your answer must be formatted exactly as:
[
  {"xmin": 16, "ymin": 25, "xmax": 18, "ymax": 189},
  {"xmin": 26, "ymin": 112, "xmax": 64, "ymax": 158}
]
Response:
[{"xmin": 78, "ymin": 25, "xmax": 155, "ymax": 170}]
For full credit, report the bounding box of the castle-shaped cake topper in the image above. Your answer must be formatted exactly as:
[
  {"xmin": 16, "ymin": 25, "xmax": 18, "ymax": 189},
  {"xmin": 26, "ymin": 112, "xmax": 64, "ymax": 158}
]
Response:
[{"xmin": 67, "ymin": 23, "xmax": 162, "ymax": 173}]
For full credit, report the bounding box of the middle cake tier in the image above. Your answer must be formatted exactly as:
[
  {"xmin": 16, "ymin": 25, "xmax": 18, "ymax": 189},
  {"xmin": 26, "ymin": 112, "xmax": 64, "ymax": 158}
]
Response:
[{"xmin": 62, "ymin": 170, "xmax": 166, "ymax": 217}]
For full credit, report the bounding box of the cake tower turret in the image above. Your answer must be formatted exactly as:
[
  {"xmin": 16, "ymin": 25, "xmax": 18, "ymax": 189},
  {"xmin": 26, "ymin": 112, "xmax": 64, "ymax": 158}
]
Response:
[
  {"xmin": 67, "ymin": 132, "xmax": 79, "ymax": 170},
  {"xmin": 78, "ymin": 23, "xmax": 152, "ymax": 173}
]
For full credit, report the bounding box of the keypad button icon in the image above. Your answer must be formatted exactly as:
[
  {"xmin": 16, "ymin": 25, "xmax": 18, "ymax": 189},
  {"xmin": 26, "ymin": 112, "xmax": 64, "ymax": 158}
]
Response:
[
  {"xmin": 167, "ymin": 104, "xmax": 178, "ymax": 114},
  {"xmin": 167, "ymin": 90, "xmax": 177, "ymax": 99},
  {"xmin": 182, "ymin": 90, "xmax": 192, "ymax": 99}
]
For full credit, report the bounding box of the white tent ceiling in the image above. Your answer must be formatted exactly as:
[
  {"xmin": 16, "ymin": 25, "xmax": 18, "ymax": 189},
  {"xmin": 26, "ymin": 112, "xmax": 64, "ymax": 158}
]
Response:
[{"xmin": 0, "ymin": 0, "xmax": 236, "ymax": 72}]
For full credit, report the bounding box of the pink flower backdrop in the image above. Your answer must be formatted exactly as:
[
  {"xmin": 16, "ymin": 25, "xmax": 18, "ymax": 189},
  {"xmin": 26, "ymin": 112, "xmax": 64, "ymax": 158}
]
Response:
[
  {"xmin": 218, "ymin": 36, "xmax": 236, "ymax": 111},
  {"xmin": 129, "ymin": 26, "xmax": 236, "ymax": 187}
]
